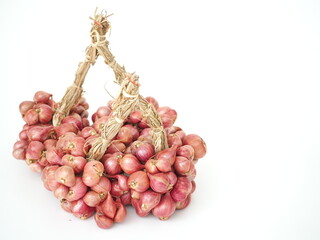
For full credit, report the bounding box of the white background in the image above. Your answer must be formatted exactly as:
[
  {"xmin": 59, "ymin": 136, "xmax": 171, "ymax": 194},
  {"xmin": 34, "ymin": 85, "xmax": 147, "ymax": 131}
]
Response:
[{"xmin": 1, "ymin": 0, "xmax": 320, "ymax": 239}]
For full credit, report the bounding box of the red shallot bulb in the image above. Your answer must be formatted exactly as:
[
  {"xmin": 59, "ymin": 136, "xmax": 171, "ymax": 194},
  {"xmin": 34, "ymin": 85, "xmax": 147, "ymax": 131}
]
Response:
[
  {"xmin": 148, "ymin": 173, "xmax": 172, "ymax": 193},
  {"xmin": 103, "ymin": 152, "xmax": 123, "ymax": 175},
  {"xmin": 19, "ymin": 129, "xmax": 28, "ymax": 141},
  {"xmin": 19, "ymin": 101, "xmax": 35, "ymax": 116},
  {"xmin": 54, "ymin": 184, "xmax": 69, "ymax": 201},
  {"xmin": 91, "ymin": 177, "xmax": 112, "ymax": 197},
  {"xmin": 135, "ymin": 142, "xmax": 155, "ymax": 162},
  {"xmin": 114, "ymin": 199, "xmax": 127, "ymax": 223},
  {"xmin": 174, "ymin": 156, "xmax": 194, "ymax": 176},
  {"xmin": 79, "ymin": 127, "xmax": 97, "ymax": 139},
  {"xmin": 46, "ymin": 147, "xmax": 63, "ymax": 165},
  {"xmin": 33, "ymin": 91, "xmax": 52, "ymax": 104},
  {"xmin": 152, "ymin": 192, "xmax": 176, "ymax": 220},
  {"xmin": 26, "ymin": 141, "xmax": 44, "ymax": 162},
  {"xmin": 101, "ymin": 192, "xmax": 117, "ymax": 219},
  {"xmin": 156, "ymin": 145, "xmax": 177, "ymax": 165},
  {"xmin": 72, "ymin": 199, "xmax": 95, "ymax": 220},
  {"xmin": 55, "ymin": 166, "xmax": 76, "ymax": 187},
  {"xmin": 62, "ymin": 116, "xmax": 83, "ymax": 130},
  {"xmin": 120, "ymin": 192, "xmax": 131, "ymax": 205},
  {"xmin": 145, "ymin": 159, "xmax": 160, "ymax": 174},
  {"xmin": 131, "ymin": 198, "xmax": 150, "ymax": 217},
  {"xmin": 26, "ymin": 125, "xmax": 53, "ymax": 142},
  {"xmin": 182, "ymin": 134, "xmax": 207, "ymax": 159},
  {"xmin": 116, "ymin": 126, "xmax": 133, "ymax": 144},
  {"xmin": 96, "ymin": 106, "xmax": 112, "ymax": 118},
  {"xmin": 129, "ymin": 111, "xmax": 142, "ymax": 124},
  {"xmin": 29, "ymin": 162, "xmax": 44, "ymax": 172},
  {"xmin": 167, "ymin": 134, "xmax": 183, "ymax": 147},
  {"xmin": 60, "ymin": 200, "xmax": 75, "ymax": 213},
  {"xmin": 128, "ymin": 171, "xmax": 149, "ymax": 192},
  {"xmin": 123, "ymin": 124, "xmax": 139, "ymax": 140},
  {"xmin": 82, "ymin": 160, "xmax": 104, "ymax": 187},
  {"xmin": 93, "ymin": 116, "xmax": 110, "ymax": 133},
  {"xmin": 175, "ymin": 194, "xmax": 191, "ymax": 210},
  {"xmin": 119, "ymin": 154, "xmax": 144, "ymax": 174},
  {"xmin": 177, "ymin": 145, "xmax": 195, "ymax": 161},
  {"xmin": 83, "ymin": 191, "xmax": 104, "ymax": 207},
  {"xmin": 166, "ymin": 171, "xmax": 178, "ymax": 186},
  {"xmin": 41, "ymin": 165, "xmax": 60, "ymax": 191},
  {"xmin": 61, "ymin": 154, "xmax": 86, "ymax": 173},
  {"xmin": 94, "ymin": 211, "xmax": 113, "ymax": 229},
  {"xmin": 145, "ymin": 96, "xmax": 159, "ymax": 109},
  {"xmin": 12, "ymin": 140, "xmax": 28, "ymax": 160},
  {"xmin": 106, "ymin": 142, "xmax": 126, "ymax": 154},
  {"xmin": 66, "ymin": 177, "xmax": 87, "ymax": 201},
  {"xmin": 54, "ymin": 123, "xmax": 79, "ymax": 138},
  {"xmin": 170, "ymin": 177, "xmax": 192, "ymax": 202},
  {"xmin": 138, "ymin": 190, "xmax": 161, "ymax": 213}
]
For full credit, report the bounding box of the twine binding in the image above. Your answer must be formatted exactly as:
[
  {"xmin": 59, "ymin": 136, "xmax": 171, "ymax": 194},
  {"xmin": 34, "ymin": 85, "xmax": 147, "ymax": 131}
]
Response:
[{"xmin": 53, "ymin": 9, "xmax": 168, "ymax": 160}]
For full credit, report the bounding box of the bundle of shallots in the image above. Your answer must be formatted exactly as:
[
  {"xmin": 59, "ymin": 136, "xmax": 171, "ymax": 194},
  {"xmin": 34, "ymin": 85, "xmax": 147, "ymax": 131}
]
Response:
[{"xmin": 12, "ymin": 9, "xmax": 207, "ymax": 229}]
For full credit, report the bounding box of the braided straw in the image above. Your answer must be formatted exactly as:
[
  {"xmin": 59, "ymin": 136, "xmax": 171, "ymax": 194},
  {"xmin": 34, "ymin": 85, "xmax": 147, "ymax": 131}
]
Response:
[{"xmin": 54, "ymin": 9, "xmax": 168, "ymax": 160}]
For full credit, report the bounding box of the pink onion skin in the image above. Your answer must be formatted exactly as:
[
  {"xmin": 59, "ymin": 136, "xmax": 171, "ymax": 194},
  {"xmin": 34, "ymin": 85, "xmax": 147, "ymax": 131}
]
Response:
[
  {"xmin": 33, "ymin": 91, "xmax": 52, "ymax": 104},
  {"xmin": 61, "ymin": 154, "xmax": 86, "ymax": 174},
  {"xmin": 121, "ymin": 192, "xmax": 132, "ymax": 205},
  {"xmin": 128, "ymin": 111, "xmax": 142, "ymax": 124},
  {"xmin": 19, "ymin": 101, "xmax": 35, "ymax": 116},
  {"xmin": 148, "ymin": 173, "xmax": 171, "ymax": 193},
  {"xmin": 94, "ymin": 212, "xmax": 113, "ymax": 229},
  {"xmin": 167, "ymin": 134, "xmax": 183, "ymax": 148},
  {"xmin": 79, "ymin": 127, "xmax": 97, "ymax": 139},
  {"xmin": 131, "ymin": 189, "xmax": 141, "ymax": 200},
  {"xmin": 145, "ymin": 159, "xmax": 160, "ymax": 174},
  {"xmin": 123, "ymin": 124, "xmax": 139, "ymax": 141},
  {"xmin": 12, "ymin": 148, "xmax": 27, "ymax": 160},
  {"xmin": 54, "ymin": 184, "xmax": 69, "ymax": 201},
  {"xmin": 24, "ymin": 108, "xmax": 39, "ymax": 125},
  {"xmin": 103, "ymin": 152, "xmax": 123, "ymax": 175},
  {"xmin": 175, "ymin": 194, "xmax": 191, "ymax": 210},
  {"xmin": 114, "ymin": 200, "xmax": 127, "ymax": 223},
  {"xmin": 83, "ymin": 191, "xmax": 103, "ymax": 207},
  {"xmin": 67, "ymin": 137, "xmax": 86, "ymax": 157},
  {"xmin": 182, "ymin": 134, "xmax": 207, "ymax": 159},
  {"xmin": 26, "ymin": 141, "xmax": 44, "ymax": 161},
  {"xmin": 170, "ymin": 177, "xmax": 192, "ymax": 202},
  {"xmin": 131, "ymin": 199, "xmax": 150, "ymax": 217},
  {"xmin": 135, "ymin": 142, "xmax": 155, "ymax": 162},
  {"xmin": 139, "ymin": 190, "xmax": 161, "ymax": 213},
  {"xmin": 145, "ymin": 96, "xmax": 159, "ymax": 109},
  {"xmin": 116, "ymin": 126, "xmax": 133, "ymax": 144},
  {"xmin": 174, "ymin": 156, "xmax": 193, "ymax": 175},
  {"xmin": 37, "ymin": 104, "xmax": 53, "ymax": 124},
  {"xmin": 54, "ymin": 123, "xmax": 79, "ymax": 138},
  {"xmin": 61, "ymin": 200, "xmax": 75, "ymax": 213},
  {"xmin": 46, "ymin": 147, "xmax": 63, "ymax": 165},
  {"xmin": 96, "ymin": 106, "xmax": 112, "ymax": 118},
  {"xmin": 82, "ymin": 160, "xmax": 104, "ymax": 187},
  {"xmin": 29, "ymin": 162, "xmax": 44, "ymax": 173},
  {"xmin": 55, "ymin": 166, "xmax": 76, "ymax": 187},
  {"xmin": 156, "ymin": 145, "xmax": 177, "ymax": 165},
  {"xmin": 110, "ymin": 181, "xmax": 127, "ymax": 198},
  {"xmin": 119, "ymin": 154, "xmax": 144, "ymax": 175},
  {"xmin": 72, "ymin": 199, "xmax": 95, "ymax": 220},
  {"xmin": 152, "ymin": 192, "xmax": 176, "ymax": 220},
  {"xmin": 26, "ymin": 125, "xmax": 52, "ymax": 142},
  {"xmin": 176, "ymin": 145, "xmax": 195, "ymax": 161},
  {"xmin": 19, "ymin": 129, "xmax": 28, "ymax": 141},
  {"xmin": 66, "ymin": 177, "xmax": 88, "ymax": 201},
  {"xmin": 191, "ymin": 180, "xmax": 196, "ymax": 194},
  {"xmin": 43, "ymin": 139, "xmax": 57, "ymax": 150},
  {"xmin": 93, "ymin": 116, "xmax": 110, "ymax": 133},
  {"xmin": 91, "ymin": 177, "xmax": 112, "ymax": 196},
  {"xmin": 101, "ymin": 193, "xmax": 117, "ymax": 219},
  {"xmin": 41, "ymin": 165, "xmax": 60, "ymax": 191},
  {"xmin": 128, "ymin": 171, "xmax": 150, "ymax": 193},
  {"xmin": 113, "ymin": 175, "xmax": 129, "ymax": 191},
  {"xmin": 62, "ymin": 116, "xmax": 83, "ymax": 130},
  {"xmin": 166, "ymin": 171, "xmax": 178, "ymax": 186},
  {"xmin": 106, "ymin": 142, "xmax": 126, "ymax": 154}
]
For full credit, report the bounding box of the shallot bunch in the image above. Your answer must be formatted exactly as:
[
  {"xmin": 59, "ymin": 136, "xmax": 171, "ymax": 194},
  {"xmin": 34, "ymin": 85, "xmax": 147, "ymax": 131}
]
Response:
[{"xmin": 13, "ymin": 91, "xmax": 207, "ymax": 229}]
